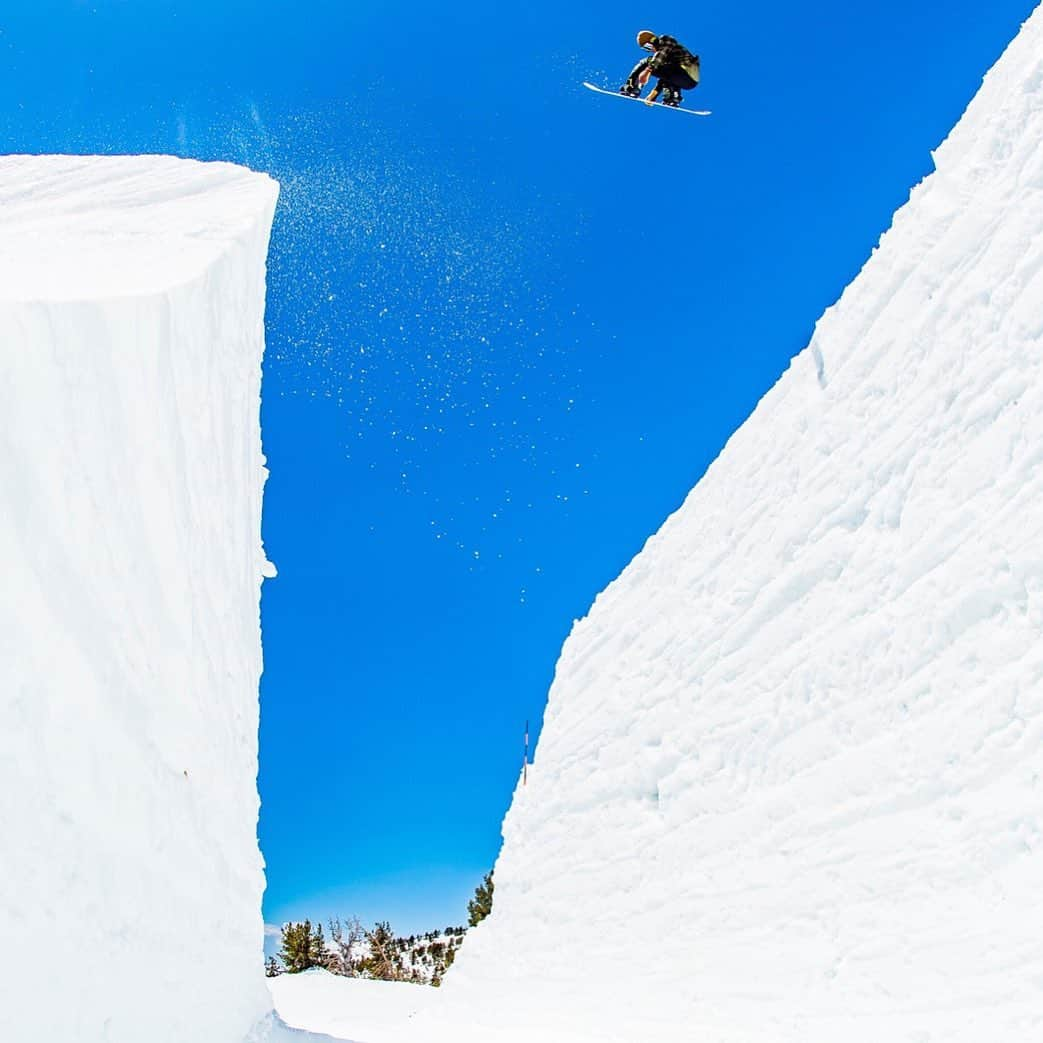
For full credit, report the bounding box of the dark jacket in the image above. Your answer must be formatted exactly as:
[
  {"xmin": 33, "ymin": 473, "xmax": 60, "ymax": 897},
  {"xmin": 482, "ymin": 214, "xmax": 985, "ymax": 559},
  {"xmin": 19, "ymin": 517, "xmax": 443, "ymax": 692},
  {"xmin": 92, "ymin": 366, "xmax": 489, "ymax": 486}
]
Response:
[{"xmin": 627, "ymin": 35, "xmax": 701, "ymax": 91}]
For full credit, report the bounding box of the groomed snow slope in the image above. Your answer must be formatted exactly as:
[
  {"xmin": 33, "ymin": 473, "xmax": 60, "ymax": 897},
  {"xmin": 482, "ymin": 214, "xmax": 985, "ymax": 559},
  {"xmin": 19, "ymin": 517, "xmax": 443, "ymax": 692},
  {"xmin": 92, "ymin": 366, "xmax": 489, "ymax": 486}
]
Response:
[
  {"xmin": 418, "ymin": 9, "xmax": 1043, "ymax": 1043},
  {"xmin": 0, "ymin": 156, "xmax": 298, "ymax": 1043},
  {"xmin": 270, "ymin": 971, "xmax": 440, "ymax": 1043}
]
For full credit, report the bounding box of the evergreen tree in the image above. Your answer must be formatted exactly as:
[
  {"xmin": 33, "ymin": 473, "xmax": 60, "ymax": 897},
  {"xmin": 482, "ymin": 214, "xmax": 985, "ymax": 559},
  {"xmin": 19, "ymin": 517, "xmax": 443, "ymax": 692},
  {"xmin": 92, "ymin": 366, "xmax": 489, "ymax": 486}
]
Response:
[
  {"xmin": 360, "ymin": 921, "xmax": 403, "ymax": 982},
  {"xmin": 467, "ymin": 871, "xmax": 494, "ymax": 927},
  {"xmin": 278, "ymin": 920, "xmax": 328, "ymax": 974},
  {"xmin": 264, "ymin": 956, "xmax": 283, "ymax": 978}
]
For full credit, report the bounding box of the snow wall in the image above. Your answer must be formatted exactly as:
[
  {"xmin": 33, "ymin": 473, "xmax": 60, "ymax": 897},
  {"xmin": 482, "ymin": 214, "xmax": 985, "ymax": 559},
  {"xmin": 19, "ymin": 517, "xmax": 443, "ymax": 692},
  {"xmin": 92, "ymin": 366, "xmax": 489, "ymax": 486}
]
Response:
[
  {"xmin": 420, "ymin": 9, "xmax": 1043, "ymax": 1043},
  {"xmin": 0, "ymin": 156, "xmax": 282, "ymax": 1043}
]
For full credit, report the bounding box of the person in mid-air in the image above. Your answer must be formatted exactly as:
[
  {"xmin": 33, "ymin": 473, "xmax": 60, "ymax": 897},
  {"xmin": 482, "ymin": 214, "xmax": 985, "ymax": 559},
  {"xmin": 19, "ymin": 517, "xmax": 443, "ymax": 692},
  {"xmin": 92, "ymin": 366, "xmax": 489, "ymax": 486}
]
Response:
[{"xmin": 620, "ymin": 30, "xmax": 700, "ymax": 108}]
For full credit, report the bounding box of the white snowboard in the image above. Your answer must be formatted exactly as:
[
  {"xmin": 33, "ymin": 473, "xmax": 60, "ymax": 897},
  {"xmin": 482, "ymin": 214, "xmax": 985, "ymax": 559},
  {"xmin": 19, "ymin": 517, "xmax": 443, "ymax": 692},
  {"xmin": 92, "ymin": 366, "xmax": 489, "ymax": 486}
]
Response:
[{"xmin": 582, "ymin": 81, "xmax": 711, "ymax": 117}]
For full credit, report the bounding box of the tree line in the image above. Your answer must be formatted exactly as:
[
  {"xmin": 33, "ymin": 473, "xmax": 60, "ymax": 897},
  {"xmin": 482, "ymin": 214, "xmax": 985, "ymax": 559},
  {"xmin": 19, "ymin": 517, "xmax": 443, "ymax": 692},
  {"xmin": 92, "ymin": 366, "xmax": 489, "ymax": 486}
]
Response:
[{"xmin": 266, "ymin": 871, "xmax": 494, "ymax": 988}]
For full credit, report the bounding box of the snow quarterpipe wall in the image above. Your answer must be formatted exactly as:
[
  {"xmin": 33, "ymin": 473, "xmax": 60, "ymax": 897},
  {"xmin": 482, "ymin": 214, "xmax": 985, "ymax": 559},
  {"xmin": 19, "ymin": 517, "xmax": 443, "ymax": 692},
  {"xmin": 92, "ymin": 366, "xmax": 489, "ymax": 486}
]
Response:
[
  {"xmin": 0, "ymin": 157, "xmax": 279, "ymax": 1043},
  {"xmin": 420, "ymin": 9, "xmax": 1043, "ymax": 1043}
]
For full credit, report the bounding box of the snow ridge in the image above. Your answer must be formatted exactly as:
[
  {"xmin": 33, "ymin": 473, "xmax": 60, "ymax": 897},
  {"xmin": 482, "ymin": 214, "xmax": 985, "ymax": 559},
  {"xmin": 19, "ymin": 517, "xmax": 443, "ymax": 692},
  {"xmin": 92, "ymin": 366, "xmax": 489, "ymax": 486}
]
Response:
[{"xmin": 418, "ymin": 7, "xmax": 1043, "ymax": 1043}]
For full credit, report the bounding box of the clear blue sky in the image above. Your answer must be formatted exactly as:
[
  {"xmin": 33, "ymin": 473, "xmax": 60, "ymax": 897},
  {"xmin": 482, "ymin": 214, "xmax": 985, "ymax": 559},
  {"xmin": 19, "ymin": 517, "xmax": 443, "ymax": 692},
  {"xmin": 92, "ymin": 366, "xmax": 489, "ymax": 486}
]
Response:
[{"xmin": 2, "ymin": 0, "xmax": 1035, "ymax": 936}]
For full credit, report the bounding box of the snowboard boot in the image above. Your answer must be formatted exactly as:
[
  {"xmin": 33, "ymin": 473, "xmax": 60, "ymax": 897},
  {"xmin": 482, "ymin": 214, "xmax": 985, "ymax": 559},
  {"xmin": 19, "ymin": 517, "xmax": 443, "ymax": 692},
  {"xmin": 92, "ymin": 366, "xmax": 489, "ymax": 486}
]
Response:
[
  {"xmin": 661, "ymin": 86, "xmax": 682, "ymax": 107},
  {"xmin": 620, "ymin": 82, "xmax": 641, "ymax": 98}
]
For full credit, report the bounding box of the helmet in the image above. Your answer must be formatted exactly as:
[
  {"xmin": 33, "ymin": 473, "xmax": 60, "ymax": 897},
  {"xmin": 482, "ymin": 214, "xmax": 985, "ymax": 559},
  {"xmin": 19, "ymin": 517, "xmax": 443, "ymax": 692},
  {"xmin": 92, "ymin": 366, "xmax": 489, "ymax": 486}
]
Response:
[{"xmin": 636, "ymin": 30, "xmax": 657, "ymax": 50}]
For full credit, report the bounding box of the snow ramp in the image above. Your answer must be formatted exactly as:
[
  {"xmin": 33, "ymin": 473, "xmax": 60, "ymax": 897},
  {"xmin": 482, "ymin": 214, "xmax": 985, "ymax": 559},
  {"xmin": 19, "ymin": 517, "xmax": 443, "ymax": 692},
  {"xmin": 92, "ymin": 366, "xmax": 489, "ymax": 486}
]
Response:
[
  {"xmin": 0, "ymin": 156, "xmax": 309, "ymax": 1043},
  {"xmin": 417, "ymin": 8, "xmax": 1043, "ymax": 1043}
]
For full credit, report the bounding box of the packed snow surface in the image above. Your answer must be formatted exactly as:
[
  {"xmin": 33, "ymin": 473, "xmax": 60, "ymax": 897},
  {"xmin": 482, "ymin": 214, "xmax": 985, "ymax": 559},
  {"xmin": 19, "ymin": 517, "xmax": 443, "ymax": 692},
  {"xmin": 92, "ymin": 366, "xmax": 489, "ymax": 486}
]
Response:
[
  {"xmin": 402, "ymin": 9, "xmax": 1043, "ymax": 1043},
  {"xmin": 0, "ymin": 155, "xmax": 278, "ymax": 301},
  {"xmin": 270, "ymin": 971, "xmax": 438, "ymax": 1043},
  {"xmin": 0, "ymin": 156, "xmax": 303, "ymax": 1043}
]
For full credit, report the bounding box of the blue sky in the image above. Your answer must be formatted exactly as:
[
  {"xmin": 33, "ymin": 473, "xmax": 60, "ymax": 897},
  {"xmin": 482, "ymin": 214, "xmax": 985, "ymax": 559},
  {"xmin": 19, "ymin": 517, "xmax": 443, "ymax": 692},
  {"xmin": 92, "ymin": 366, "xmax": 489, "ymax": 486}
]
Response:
[{"xmin": 2, "ymin": 0, "xmax": 1036, "ymax": 937}]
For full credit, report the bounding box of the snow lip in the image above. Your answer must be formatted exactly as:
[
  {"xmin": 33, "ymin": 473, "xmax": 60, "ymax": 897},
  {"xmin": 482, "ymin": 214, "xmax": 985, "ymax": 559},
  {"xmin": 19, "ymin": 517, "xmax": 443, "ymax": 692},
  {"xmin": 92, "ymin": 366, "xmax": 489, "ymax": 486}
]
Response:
[{"xmin": 0, "ymin": 153, "xmax": 279, "ymax": 303}]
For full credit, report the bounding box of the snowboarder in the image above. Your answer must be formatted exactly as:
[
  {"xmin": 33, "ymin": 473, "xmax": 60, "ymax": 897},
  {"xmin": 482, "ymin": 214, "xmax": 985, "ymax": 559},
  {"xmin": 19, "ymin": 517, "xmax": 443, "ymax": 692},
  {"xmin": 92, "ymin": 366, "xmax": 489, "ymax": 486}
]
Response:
[{"xmin": 620, "ymin": 30, "xmax": 700, "ymax": 108}]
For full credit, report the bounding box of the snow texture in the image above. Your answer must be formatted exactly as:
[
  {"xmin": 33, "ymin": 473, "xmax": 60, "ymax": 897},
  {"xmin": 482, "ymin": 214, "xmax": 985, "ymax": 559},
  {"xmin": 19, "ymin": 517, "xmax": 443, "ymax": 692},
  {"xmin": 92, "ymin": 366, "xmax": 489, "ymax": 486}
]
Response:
[
  {"xmin": 0, "ymin": 155, "xmax": 298, "ymax": 1043},
  {"xmin": 409, "ymin": 8, "xmax": 1043, "ymax": 1043},
  {"xmin": 270, "ymin": 971, "xmax": 439, "ymax": 1043}
]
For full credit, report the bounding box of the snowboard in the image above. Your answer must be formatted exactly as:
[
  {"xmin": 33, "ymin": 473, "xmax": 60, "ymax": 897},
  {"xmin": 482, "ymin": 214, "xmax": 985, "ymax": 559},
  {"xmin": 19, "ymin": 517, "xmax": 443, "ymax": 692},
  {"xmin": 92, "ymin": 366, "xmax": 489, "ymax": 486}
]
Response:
[{"xmin": 582, "ymin": 81, "xmax": 711, "ymax": 117}]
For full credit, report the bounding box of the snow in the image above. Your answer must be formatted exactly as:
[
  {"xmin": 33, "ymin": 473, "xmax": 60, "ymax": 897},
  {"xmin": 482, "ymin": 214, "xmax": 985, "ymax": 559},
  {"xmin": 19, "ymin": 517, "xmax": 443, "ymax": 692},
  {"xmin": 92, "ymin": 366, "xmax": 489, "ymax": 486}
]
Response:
[
  {"xmin": 400, "ymin": 8, "xmax": 1043, "ymax": 1043},
  {"xmin": 5, "ymin": 5, "xmax": 1043, "ymax": 1042},
  {"xmin": 0, "ymin": 155, "xmax": 278, "ymax": 301},
  {"xmin": 0, "ymin": 155, "xmax": 307, "ymax": 1043},
  {"xmin": 270, "ymin": 971, "xmax": 440, "ymax": 1043}
]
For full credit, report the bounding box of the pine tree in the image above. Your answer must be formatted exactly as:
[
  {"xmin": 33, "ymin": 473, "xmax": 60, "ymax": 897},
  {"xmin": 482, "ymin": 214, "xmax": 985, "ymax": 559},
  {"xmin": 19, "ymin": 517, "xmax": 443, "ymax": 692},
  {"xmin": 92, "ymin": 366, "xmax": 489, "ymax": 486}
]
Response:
[
  {"xmin": 360, "ymin": 921, "xmax": 403, "ymax": 982},
  {"xmin": 265, "ymin": 956, "xmax": 283, "ymax": 977},
  {"xmin": 278, "ymin": 920, "xmax": 329, "ymax": 974},
  {"xmin": 467, "ymin": 871, "xmax": 494, "ymax": 927}
]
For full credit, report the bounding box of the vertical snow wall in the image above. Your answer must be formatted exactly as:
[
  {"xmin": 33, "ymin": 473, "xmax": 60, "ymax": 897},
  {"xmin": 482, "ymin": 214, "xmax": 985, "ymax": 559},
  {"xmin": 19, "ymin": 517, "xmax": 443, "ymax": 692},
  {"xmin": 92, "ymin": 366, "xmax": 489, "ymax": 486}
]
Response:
[
  {"xmin": 0, "ymin": 157, "xmax": 279, "ymax": 1043},
  {"xmin": 423, "ymin": 9, "xmax": 1043, "ymax": 1043}
]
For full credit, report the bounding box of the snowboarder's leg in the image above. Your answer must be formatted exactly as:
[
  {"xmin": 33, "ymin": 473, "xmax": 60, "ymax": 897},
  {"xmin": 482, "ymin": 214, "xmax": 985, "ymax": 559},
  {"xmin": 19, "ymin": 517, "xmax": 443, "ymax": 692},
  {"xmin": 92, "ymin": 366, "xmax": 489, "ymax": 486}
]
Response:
[
  {"xmin": 661, "ymin": 85, "xmax": 682, "ymax": 107},
  {"xmin": 620, "ymin": 57, "xmax": 653, "ymax": 97}
]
